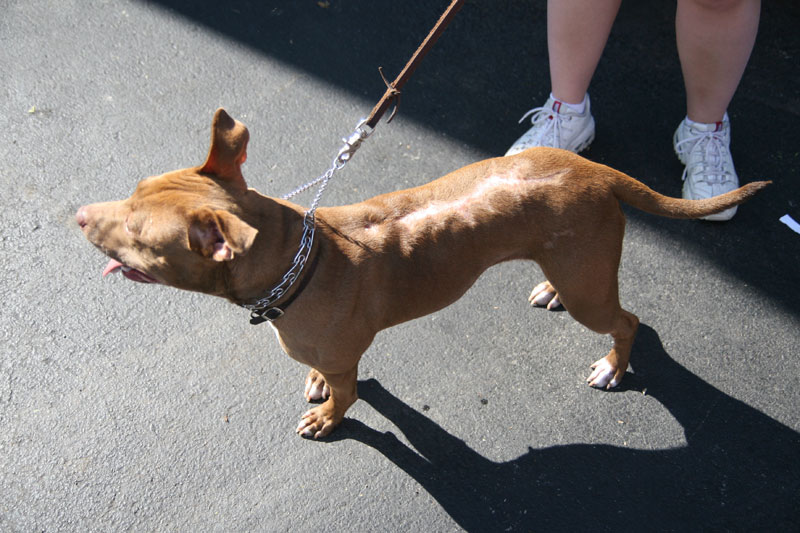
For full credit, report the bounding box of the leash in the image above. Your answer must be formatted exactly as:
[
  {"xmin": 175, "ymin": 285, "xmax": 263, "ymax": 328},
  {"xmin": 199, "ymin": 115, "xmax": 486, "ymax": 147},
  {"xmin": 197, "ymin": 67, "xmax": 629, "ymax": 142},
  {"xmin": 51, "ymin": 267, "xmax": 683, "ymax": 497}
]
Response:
[
  {"xmin": 246, "ymin": 0, "xmax": 465, "ymax": 325},
  {"xmin": 365, "ymin": 0, "xmax": 465, "ymax": 129}
]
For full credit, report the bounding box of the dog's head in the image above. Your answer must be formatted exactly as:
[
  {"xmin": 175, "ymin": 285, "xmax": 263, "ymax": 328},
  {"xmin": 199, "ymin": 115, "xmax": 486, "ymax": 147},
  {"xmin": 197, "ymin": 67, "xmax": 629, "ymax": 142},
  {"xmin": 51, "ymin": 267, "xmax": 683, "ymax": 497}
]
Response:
[{"xmin": 76, "ymin": 109, "xmax": 259, "ymax": 295}]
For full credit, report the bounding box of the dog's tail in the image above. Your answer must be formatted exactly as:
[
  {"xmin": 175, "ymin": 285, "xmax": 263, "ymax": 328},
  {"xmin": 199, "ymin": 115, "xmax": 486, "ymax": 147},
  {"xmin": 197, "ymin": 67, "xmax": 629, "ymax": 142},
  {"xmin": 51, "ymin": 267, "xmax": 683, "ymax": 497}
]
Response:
[{"xmin": 609, "ymin": 170, "xmax": 770, "ymax": 219}]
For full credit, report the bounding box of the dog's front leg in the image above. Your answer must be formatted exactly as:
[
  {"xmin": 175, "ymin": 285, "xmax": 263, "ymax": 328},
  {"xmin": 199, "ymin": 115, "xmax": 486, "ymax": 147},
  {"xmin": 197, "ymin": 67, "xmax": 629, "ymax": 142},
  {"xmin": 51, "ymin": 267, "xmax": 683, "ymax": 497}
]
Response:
[{"xmin": 296, "ymin": 366, "xmax": 358, "ymax": 439}]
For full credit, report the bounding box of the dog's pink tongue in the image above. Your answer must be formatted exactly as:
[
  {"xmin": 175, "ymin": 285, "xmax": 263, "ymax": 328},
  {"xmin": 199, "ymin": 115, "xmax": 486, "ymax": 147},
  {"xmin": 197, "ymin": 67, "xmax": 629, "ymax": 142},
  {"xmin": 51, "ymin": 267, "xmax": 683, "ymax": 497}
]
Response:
[{"xmin": 102, "ymin": 259, "xmax": 124, "ymax": 278}]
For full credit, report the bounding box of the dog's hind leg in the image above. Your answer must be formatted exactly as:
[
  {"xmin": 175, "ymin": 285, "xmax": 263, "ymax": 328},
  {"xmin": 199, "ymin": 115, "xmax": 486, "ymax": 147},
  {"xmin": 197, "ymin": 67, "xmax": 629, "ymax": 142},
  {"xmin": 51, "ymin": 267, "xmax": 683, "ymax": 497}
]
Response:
[
  {"xmin": 535, "ymin": 218, "xmax": 639, "ymax": 388},
  {"xmin": 583, "ymin": 307, "xmax": 639, "ymax": 389},
  {"xmin": 542, "ymin": 263, "xmax": 640, "ymax": 389}
]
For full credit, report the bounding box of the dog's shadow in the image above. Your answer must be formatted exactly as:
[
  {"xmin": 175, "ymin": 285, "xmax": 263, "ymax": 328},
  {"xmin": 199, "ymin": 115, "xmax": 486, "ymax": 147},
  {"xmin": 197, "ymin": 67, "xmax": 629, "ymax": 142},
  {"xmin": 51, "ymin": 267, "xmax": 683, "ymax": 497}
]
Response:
[{"xmin": 326, "ymin": 324, "xmax": 799, "ymax": 531}]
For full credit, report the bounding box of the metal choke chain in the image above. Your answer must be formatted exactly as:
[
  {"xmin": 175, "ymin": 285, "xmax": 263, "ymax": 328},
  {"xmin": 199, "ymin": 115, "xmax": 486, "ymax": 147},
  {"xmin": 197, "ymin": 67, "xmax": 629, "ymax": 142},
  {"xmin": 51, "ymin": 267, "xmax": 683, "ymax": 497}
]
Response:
[{"xmin": 243, "ymin": 119, "xmax": 373, "ymax": 315}]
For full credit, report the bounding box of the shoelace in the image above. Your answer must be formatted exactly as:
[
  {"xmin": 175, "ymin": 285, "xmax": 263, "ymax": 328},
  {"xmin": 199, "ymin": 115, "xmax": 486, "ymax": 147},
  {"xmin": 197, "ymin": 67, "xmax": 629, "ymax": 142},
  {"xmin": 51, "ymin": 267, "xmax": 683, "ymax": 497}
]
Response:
[
  {"xmin": 518, "ymin": 106, "xmax": 562, "ymax": 147},
  {"xmin": 675, "ymin": 129, "xmax": 733, "ymax": 184}
]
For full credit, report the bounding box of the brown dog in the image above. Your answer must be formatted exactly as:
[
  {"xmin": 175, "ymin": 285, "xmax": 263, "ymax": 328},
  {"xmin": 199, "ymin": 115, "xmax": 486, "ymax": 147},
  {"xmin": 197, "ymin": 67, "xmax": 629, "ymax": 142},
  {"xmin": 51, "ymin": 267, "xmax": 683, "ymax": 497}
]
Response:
[{"xmin": 76, "ymin": 109, "xmax": 769, "ymax": 438}]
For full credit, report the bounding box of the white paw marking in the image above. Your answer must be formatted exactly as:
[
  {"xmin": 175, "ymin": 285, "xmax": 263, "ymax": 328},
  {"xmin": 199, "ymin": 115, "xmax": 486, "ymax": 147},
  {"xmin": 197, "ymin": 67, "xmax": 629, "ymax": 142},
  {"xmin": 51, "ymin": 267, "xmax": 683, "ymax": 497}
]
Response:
[
  {"xmin": 304, "ymin": 375, "xmax": 330, "ymax": 401},
  {"xmin": 529, "ymin": 282, "xmax": 562, "ymax": 310},
  {"xmin": 587, "ymin": 358, "xmax": 620, "ymax": 389},
  {"xmin": 297, "ymin": 422, "xmax": 315, "ymax": 438},
  {"xmin": 297, "ymin": 411, "xmax": 315, "ymax": 436}
]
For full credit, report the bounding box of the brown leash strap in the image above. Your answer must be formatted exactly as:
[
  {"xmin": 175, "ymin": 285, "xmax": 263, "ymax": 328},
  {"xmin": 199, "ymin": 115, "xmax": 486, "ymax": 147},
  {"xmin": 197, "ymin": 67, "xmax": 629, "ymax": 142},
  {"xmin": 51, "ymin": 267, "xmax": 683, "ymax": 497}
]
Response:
[{"xmin": 365, "ymin": 0, "xmax": 465, "ymax": 129}]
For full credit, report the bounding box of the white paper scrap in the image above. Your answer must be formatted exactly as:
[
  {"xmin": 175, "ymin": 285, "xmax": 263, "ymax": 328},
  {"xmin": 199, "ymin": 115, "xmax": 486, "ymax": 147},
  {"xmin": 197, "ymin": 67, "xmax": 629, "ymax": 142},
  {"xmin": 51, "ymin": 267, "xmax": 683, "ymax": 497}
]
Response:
[{"xmin": 779, "ymin": 214, "xmax": 800, "ymax": 235}]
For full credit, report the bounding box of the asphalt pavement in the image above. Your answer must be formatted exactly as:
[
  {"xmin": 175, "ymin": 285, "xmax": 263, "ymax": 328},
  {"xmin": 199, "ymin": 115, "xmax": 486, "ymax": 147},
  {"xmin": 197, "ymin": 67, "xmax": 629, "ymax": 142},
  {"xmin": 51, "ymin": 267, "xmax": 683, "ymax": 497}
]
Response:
[{"xmin": 2, "ymin": 1, "xmax": 799, "ymax": 531}]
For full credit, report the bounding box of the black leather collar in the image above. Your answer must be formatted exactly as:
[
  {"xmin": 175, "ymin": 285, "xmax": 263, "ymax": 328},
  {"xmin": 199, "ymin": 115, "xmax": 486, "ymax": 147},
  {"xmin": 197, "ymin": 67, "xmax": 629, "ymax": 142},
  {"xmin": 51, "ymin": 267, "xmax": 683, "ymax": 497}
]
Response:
[{"xmin": 248, "ymin": 248, "xmax": 321, "ymax": 326}]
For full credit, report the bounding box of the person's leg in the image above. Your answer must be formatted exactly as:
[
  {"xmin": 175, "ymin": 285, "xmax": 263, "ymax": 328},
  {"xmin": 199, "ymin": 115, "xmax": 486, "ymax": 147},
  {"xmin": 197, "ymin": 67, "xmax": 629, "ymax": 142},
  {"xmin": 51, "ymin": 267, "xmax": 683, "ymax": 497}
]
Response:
[
  {"xmin": 676, "ymin": 0, "xmax": 760, "ymax": 123},
  {"xmin": 673, "ymin": 0, "xmax": 760, "ymax": 221},
  {"xmin": 505, "ymin": 0, "xmax": 621, "ymax": 156},
  {"xmin": 548, "ymin": 0, "xmax": 622, "ymax": 105}
]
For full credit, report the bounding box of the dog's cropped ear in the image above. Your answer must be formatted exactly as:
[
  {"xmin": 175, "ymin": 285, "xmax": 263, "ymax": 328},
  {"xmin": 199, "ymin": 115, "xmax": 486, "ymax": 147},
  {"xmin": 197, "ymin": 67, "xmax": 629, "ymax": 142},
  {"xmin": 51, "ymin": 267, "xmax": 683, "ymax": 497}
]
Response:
[
  {"xmin": 188, "ymin": 208, "xmax": 258, "ymax": 262},
  {"xmin": 199, "ymin": 108, "xmax": 249, "ymax": 190}
]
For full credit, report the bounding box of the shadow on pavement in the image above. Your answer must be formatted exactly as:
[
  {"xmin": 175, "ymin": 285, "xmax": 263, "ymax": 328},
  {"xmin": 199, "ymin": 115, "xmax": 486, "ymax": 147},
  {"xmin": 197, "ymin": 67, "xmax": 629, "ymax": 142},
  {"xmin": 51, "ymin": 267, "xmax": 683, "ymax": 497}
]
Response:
[{"xmin": 327, "ymin": 325, "xmax": 799, "ymax": 531}]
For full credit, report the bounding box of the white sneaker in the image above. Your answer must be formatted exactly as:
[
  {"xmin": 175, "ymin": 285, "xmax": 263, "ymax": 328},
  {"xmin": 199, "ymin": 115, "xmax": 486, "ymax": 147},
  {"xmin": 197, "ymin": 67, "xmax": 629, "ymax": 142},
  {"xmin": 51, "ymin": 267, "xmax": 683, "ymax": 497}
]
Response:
[
  {"xmin": 505, "ymin": 94, "xmax": 595, "ymax": 156},
  {"xmin": 673, "ymin": 115, "xmax": 739, "ymax": 221}
]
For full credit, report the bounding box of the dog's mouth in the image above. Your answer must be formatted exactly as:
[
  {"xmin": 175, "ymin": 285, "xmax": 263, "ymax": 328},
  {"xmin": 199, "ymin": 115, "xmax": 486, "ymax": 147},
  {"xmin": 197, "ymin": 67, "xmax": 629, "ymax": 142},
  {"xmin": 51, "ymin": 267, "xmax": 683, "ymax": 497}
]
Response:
[{"xmin": 102, "ymin": 259, "xmax": 160, "ymax": 284}]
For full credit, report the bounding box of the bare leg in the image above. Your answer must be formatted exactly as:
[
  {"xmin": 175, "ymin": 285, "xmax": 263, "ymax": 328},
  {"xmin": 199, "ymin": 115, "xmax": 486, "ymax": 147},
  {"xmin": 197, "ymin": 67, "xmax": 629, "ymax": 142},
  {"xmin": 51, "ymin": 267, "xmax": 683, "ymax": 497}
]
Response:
[
  {"xmin": 548, "ymin": 0, "xmax": 622, "ymax": 104},
  {"xmin": 676, "ymin": 0, "xmax": 760, "ymax": 123}
]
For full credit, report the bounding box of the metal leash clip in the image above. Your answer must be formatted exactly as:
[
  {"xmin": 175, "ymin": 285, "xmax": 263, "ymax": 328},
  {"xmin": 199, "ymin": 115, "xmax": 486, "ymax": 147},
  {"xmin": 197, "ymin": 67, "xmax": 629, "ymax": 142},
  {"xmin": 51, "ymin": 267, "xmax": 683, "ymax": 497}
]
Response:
[{"xmin": 335, "ymin": 118, "xmax": 373, "ymax": 168}]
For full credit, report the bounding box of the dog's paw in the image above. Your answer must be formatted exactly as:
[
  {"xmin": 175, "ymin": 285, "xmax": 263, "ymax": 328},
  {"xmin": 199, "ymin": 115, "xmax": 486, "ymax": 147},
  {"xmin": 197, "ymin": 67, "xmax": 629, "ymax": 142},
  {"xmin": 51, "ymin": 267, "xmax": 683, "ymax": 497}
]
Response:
[
  {"xmin": 587, "ymin": 357, "xmax": 624, "ymax": 389},
  {"xmin": 296, "ymin": 402, "xmax": 341, "ymax": 439},
  {"xmin": 304, "ymin": 369, "xmax": 330, "ymax": 402},
  {"xmin": 529, "ymin": 281, "xmax": 562, "ymax": 310}
]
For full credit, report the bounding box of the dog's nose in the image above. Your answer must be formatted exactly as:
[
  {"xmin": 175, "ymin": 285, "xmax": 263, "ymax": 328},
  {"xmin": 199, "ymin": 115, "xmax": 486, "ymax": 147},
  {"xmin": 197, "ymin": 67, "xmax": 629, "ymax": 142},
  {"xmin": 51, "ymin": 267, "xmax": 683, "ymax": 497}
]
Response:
[{"xmin": 76, "ymin": 206, "xmax": 88, "ymax": 228}]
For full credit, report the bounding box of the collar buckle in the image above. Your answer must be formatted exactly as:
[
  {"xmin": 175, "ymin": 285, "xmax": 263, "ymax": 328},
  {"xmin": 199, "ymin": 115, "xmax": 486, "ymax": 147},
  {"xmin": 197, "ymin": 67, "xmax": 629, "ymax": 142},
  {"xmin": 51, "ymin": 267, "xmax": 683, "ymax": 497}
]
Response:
[{"xmin": 249, "ymin": 307, "xmax": 285, "ymax": 325}]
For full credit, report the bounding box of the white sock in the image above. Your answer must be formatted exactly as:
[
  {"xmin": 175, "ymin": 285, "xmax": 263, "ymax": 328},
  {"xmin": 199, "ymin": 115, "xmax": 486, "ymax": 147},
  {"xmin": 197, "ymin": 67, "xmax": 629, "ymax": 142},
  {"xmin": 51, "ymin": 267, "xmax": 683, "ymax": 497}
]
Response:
[
  {"xmin": 552, "ymin": 92, "xmax": 588, "ymax": 115},
  {"xmin": 685, "ymin": 112, "xmax": 729, "ymax": 128}
]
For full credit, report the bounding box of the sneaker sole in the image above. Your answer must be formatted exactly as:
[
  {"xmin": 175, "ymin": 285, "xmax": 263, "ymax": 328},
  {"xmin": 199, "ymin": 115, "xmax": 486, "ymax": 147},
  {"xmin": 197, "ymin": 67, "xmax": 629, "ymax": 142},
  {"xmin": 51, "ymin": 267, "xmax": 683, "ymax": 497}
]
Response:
[{"xmin": 572, "ymin": 130, "xmax": 595, "ymax": 154}]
